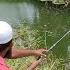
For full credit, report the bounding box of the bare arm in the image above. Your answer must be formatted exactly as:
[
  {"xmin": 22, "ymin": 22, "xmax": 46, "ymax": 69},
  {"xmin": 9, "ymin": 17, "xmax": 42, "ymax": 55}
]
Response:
[
  {"xmin": 27, "ymin": 59, "xmax": 41, "ymax": 70},
  {"xmin": 6, "ymin": 47, "xmax": 39, "ymax": 59},
  {"xmin": 4, "ymin": 41, "xmax": 46, "ymax": 59}
]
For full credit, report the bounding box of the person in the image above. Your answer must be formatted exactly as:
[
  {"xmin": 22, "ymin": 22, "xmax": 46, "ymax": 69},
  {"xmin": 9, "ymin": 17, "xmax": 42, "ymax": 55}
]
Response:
[{"xmin": 0, "ymin": 21, "xmax": 46, "ymax": 70}]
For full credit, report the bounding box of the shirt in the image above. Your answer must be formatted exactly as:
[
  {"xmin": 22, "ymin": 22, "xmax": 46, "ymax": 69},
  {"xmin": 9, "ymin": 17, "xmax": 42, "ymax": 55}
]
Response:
[{"xmin": 0, "ymin": 56, "xmax": 11, "ymax": 70}]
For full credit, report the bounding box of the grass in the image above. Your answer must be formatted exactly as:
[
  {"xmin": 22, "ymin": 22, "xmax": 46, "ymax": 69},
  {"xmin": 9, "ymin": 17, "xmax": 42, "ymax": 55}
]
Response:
[{"xmin": 6, "ymin": 24, "xmax": 69, "ymax": 70}]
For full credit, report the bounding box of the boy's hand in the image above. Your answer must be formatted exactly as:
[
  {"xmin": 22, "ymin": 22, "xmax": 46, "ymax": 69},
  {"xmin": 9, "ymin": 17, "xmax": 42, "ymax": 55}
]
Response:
[
  {"xmin": 27, "ymin": 49, "xmax": 47, "ymax": 70},
  {"xmin": 34, "ymin": 49, "xmax": 47, "ymax": 57}
]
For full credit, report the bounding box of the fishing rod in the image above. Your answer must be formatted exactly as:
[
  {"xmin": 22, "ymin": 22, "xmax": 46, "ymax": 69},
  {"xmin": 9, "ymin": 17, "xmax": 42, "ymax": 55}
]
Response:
[
  {"xmin": 35, "ymin": 30, "xmax": 70, "ymax": 70},
  {"xmin": 37, "ymin": 30, "xmax": 70, "ymax": 60},
  {"xmin": 47, "ymin": 30, "xmax": 70, "ymax": 52}
]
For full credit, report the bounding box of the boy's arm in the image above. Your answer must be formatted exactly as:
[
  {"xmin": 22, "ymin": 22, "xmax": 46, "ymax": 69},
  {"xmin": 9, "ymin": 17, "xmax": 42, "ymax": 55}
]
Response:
[
  {"xmin": 5, "ymin": 47, "xmax": 46, "ymax": 59},
  {"xmin": 27, "ymin": 58, "xmax": 42, "ymax": 70}
]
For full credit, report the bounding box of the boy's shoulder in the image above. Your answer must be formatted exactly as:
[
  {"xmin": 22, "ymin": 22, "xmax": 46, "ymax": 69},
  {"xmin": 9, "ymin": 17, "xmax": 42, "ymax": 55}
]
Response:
[{"xmin": 0, "ymin": 56, "xmax": 11, "ymax": 70}]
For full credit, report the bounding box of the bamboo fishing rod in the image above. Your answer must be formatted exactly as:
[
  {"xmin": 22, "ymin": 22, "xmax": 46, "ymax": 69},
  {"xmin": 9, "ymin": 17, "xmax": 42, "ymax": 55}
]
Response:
[
  {"xmin": 47, "ymin": 30, "xmax": 70, "ymax": 52},
  {"xmin": 33, "ymin": 30, "xmax": 70, "ymax": 70},
  {"xmin": 37, "ymin": 30, "xmax": 70, "ymax": 60}
]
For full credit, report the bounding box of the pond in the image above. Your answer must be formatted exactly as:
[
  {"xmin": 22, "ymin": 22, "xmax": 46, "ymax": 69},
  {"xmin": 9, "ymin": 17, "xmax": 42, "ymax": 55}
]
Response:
[{"xmin": 0, "ymin": 0, "xmax": 70, "ymax": 70}]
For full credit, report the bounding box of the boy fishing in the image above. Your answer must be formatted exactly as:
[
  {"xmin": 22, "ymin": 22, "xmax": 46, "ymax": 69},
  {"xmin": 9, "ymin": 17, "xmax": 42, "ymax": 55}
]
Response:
[{"xmin": 0, "ymin": 21, "xmax": 46, "ymax": 70}]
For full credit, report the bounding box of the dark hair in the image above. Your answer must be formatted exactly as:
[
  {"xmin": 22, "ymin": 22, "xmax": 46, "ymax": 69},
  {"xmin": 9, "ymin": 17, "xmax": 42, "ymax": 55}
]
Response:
[{"xmin": 0, "ymin": 40, "xmax": 12, "ymax": 52}]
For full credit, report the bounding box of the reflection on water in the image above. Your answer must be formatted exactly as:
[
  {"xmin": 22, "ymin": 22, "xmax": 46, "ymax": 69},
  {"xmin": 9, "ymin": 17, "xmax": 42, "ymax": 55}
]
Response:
[
  {"xmin": 0, "ymin": 2, "xmax": 39, "ymax": 25},
  {"xmin": 17, "ymin": 2, "xmax": 39, "ymax": 23}
]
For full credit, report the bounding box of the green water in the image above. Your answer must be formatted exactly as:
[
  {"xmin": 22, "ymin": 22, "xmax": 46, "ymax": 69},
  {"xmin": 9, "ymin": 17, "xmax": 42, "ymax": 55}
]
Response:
[{"xmin": 0, "ymin": 0, "xmax": 70, "ymax": 69}]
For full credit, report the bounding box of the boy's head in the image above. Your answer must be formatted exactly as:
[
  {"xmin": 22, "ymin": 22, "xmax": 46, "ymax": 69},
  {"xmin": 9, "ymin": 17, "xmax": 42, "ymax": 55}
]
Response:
[
  {"xmin": 0, "ymin": 21, "xmax": 13, "ymax": 52},
  {"xmin": 0, "ymin": 21, "xmax": 12, "ymax": 44}
]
